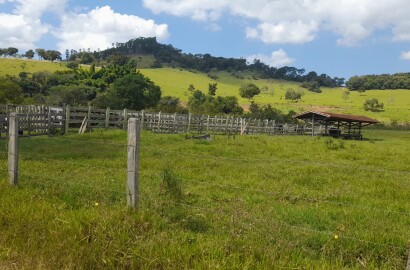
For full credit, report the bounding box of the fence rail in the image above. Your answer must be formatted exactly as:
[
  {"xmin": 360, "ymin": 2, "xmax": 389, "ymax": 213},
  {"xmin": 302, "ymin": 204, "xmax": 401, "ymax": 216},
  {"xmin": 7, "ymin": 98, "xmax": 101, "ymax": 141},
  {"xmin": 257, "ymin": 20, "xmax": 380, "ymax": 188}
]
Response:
[{"xmin": 0, "ymin": 104, "xmax": 326, "ymax": 138}]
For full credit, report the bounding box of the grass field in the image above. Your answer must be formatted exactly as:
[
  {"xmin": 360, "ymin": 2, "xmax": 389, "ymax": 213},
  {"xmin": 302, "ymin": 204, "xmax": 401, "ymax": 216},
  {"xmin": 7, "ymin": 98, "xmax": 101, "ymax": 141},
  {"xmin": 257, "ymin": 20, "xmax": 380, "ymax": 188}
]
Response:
[
  {"xmin": 0, "ymin": 58, "xmax": 68, "ymax": 77},
  {"xmin": 139, "ymin": 68, "xmax": 410, "ymax": 124},
  {"xmin": 0, "ymin": 129, "xmax": 409, "ymax": 269}
]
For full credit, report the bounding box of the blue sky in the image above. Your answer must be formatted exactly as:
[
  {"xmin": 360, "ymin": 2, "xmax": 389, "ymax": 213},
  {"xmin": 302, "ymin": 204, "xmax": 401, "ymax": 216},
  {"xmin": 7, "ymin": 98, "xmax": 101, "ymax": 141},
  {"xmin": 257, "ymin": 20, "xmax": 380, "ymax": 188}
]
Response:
[{"xmin": 1, "ymin": 0, "xmax": 410, "ymax": 79}]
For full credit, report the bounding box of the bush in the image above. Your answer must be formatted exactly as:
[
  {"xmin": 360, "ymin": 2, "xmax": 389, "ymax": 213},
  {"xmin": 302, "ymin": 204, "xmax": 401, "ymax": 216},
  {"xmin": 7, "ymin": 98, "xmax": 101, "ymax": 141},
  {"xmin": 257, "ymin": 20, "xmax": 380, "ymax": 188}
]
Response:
[
  {"xmin": 363, "ymin": 98, "xmax": 384, "ymax": 111},
  {"xmin": 285, "ymin": 89, "xmax": 302, "ymax": 102}
]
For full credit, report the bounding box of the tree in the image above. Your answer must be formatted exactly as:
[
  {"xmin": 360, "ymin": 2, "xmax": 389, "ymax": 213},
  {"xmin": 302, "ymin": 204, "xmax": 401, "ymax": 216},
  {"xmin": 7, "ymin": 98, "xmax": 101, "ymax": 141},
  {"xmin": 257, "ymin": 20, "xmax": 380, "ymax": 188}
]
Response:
[
  {"xmin": 156, "ymin": 96, "xmax": 183, "ymax": 113},
  {"xmin": 0, "ymin": 78, "xmax": 23, "ymax": 104},
  {"xmin": 239, "ymin": 83, "xmax": 260, "ymax": 100},
  {"xmin": 342, "ymin": 89, "xmax": 350, "ymax": 102},
  {"xmin": 35, "ymin": 48, "xmax": 46, "ymax": 60},
  {"xmin": 363, "ymin": 98, "xmax": 384, "ymax": 111},
  {"xmin": 103, "ymin": 73, "xmax": 161, "ymax": 110},
  {"xmin": 208, "ymin": 83, "xmax": 217, "ymax": 96},
  {"xmin": 24, "ymin": 49, "xmax": 35, "ymax": 59},
  {"xmin": 300, "ymin": 81, "xmax": 321, "ymax": 93},
  {"xmin": 285, "ymin": 89, "xmax": 302, "ymax": 102},
  {"xmin": 44, "ymin": 50, "xmax": 62, "ymax": 61},
  {"xmin": 47, "ymin": 85, "xmax": 97, "ymax": 106},
  {"xmin": 6, "ymin": 47, "xmax": 18, "ymax": 57}
]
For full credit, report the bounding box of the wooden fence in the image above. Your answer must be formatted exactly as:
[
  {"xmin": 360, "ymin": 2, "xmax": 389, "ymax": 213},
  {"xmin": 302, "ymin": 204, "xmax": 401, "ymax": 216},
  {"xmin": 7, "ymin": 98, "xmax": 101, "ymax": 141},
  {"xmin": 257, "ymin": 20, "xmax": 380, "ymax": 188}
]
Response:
[{"xmin": 0, "ymin": 104, "xmax": 323, "ymax": 137}]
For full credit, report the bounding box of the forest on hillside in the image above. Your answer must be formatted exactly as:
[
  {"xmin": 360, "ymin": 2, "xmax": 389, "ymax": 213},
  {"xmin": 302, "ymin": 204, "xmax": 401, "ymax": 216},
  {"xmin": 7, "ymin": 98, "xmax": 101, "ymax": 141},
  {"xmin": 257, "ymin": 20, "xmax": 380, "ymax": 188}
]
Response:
[{"xmin": 64, "ymin": 37, "xmax": 345, "ymax": 88}]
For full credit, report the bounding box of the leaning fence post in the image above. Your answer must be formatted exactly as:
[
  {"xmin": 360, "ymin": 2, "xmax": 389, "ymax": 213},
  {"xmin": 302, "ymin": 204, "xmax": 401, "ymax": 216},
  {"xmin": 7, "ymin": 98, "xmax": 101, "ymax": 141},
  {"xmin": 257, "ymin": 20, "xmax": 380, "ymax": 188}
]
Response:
[
  {"xmin": 8, "ymin": 113, "xmax": 18, "ymax": 186},
  {"xmin": 127, "ymin": 118, "xmax": 140, "ymax": 209}
]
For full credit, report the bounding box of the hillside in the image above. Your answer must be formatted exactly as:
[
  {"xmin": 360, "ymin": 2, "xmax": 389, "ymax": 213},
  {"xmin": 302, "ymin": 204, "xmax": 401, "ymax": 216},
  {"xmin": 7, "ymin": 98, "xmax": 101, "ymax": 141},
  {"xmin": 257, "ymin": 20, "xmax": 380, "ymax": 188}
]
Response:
[
  {"xmin": 139, "ymin": 68, "xmax": 410, "ymax": 124},
  {"xmin": 0, "ymin": 58, "xmax": 68, "ymax": 76},
  {"xmin": 0, "ymin": 58, "xmax": 409, "ymax": 123}
]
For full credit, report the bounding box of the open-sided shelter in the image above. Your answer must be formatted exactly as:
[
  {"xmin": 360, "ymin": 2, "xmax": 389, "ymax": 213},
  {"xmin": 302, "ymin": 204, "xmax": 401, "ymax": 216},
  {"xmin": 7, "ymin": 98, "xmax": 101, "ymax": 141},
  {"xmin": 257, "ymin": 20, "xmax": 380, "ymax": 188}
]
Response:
[{"xmin": 293, "ymin": 111, "xmax": 379, "ymax": 139}]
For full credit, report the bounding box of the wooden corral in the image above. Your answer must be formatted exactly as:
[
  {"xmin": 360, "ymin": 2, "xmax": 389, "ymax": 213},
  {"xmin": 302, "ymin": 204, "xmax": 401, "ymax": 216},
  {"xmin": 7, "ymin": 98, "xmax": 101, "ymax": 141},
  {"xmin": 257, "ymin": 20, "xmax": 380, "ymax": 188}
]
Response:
[{"xmin": 293, "ymin": 111, "xmax": 379, "ymax": 139}]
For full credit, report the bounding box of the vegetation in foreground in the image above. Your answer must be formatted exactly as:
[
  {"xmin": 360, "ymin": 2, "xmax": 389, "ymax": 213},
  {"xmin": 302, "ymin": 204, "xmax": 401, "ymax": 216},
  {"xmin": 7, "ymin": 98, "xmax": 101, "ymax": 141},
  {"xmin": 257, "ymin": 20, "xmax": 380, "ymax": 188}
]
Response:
[{"xmin": 0, "ymin": 129, "xmax": 409, "ymax": 269}]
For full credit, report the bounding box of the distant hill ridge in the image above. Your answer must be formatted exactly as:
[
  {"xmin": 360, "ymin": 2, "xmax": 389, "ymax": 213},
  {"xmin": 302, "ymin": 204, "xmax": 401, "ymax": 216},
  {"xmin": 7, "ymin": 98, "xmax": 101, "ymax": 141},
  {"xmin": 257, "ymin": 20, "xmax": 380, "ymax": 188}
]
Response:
[{"xmin": 68, "ymin": 37, "xmax": 345, "ymax": 88}]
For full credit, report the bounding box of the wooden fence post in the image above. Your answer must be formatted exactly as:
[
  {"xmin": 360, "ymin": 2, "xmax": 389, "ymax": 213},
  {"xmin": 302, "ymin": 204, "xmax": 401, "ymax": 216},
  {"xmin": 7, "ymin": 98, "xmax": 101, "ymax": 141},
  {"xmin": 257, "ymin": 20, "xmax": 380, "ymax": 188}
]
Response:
[
  {"xmin": 8, "ymin": 113, "xmax": 18, "ymax": 186},
  {"xmin": 123, "ymin": 109, "xmax": 128, "ymax": 130},
  {"xmin": 157, "ymin": 111, "xmax": 162, "ymax": 133},
  {"xmin": 127, "ymin": 118, "xmax": 140, "ymax": 209},
  {"xmin": 105, "ymin": 107, "xmax": 110, "ymax": 128},
  {"xmin": 87, "ymin": 106, "xmax": 92, "ymax": 131},
  {"xmin": 140, "ymin": 110, "xmax": 145, "ymax": 130},
  {"xmin": 47, "ymin": 107, "xmax": 52, "ymax": 136},
  {"xmin": 65, "ymin": 104, "xmax": 70, "ymax": 135},
  {"xmin": 187, "ymin": 112, "xmax": 191, "ymax": 134}
]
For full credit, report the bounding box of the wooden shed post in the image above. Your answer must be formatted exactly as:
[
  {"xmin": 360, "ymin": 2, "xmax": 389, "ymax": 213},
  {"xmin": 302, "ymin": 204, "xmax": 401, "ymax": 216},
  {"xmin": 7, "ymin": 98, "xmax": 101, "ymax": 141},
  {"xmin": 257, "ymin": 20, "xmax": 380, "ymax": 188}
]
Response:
[
  {"xmin": 127, "ymin": 118, "xmax": 140, "ymax": 209},
  {"xmin": 8, "ymin": 113, "xmax": 18, "ymax": 186},
  {"xmin": 311, "ymin": 113, "xmax": 315, "ymax": 136}
]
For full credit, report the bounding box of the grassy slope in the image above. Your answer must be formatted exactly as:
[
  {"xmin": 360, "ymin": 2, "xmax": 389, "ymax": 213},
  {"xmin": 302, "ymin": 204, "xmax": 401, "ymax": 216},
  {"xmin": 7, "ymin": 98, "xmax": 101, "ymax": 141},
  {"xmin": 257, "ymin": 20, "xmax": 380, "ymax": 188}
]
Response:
[
  {"xmin": 0, "ymin": 58, "xmax": 69, "ymax": 76},
  {"xmin": 0, "ymin": 129, "xmax": 409, "ymax": 269},
  {"xmin": 0, "ymin": 58, "xmax": 408, "ymax": 123},
  {"xmin": 140, "ymin": 68, "xmax": 410, "ymax": 123}
]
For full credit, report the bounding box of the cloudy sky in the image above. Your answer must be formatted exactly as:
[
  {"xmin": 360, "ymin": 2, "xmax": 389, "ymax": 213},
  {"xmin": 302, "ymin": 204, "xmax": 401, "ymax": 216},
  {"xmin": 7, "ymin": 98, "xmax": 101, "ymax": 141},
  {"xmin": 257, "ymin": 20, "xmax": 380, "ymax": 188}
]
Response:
[{"xmin": 1, "ymin": 0, "xmax": 410, "ymax": 79}]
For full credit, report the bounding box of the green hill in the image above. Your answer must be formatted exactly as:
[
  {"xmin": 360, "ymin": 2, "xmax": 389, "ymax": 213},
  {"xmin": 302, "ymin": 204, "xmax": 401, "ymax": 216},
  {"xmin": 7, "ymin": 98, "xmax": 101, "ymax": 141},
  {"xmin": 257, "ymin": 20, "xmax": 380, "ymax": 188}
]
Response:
[
  {"xmin": 0, "ymin": 58, "xmax": 409, "ymax": 123},
  {"xmin": 0, "ymin": 58, "xmax": 68, "ymax": 76},
  {"xmin": 139, "ymin": 68, "xmax": 410, "ymax": 124}
]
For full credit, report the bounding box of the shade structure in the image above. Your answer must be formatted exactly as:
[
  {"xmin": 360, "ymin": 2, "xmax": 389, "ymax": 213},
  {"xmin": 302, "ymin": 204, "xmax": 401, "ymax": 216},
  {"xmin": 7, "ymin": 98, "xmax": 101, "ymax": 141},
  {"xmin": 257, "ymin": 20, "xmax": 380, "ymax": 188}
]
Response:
[{"xmin": 293, "ymin": 111, "xmax": 379, "ymax": 139}]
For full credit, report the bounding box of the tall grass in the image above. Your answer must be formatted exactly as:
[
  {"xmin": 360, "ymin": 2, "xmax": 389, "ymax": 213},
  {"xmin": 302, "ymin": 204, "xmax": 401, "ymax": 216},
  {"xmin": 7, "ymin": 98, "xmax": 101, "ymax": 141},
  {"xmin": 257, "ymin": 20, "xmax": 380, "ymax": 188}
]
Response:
[{"xmin": 0, "ymin": 129, "xmax": 409, "ymax": 269}]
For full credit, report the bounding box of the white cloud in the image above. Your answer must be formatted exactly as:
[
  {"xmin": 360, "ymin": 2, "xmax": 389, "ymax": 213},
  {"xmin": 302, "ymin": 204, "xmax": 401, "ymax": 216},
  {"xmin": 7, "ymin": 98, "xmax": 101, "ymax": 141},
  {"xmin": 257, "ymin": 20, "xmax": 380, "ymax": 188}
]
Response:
[
  {"xmin": 0, "ymin": 0, "xmax": 60, "ymax": 50},
  {"xmin": 142, "ymin": 0, "xmax": 410, "ymax": 46},
  {"xmin": 400, "ymin": 51, "xmax": 410, "ymax": 60},
  {"xmin": 246, "ymin": 21, "xmax": 318, "ymax": 44},
  {"xmin": 247, "ymin": 49, "xmax": 294, "ymax": 68},
  {"xmin": 0, "ymin": 13, "xmax": 48, "ymax": 49},
  {"xmin": 55, "ymin": 6, "xmax": 169, "ymax": 52}
]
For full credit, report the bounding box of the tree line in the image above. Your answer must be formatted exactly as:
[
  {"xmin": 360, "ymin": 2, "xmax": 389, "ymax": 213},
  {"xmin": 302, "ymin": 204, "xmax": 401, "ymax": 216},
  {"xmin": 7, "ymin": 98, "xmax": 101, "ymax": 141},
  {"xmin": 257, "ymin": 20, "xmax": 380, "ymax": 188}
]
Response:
[{"xmin": 346, "ymin": 73, "xmax": 410, "ymax": 91}]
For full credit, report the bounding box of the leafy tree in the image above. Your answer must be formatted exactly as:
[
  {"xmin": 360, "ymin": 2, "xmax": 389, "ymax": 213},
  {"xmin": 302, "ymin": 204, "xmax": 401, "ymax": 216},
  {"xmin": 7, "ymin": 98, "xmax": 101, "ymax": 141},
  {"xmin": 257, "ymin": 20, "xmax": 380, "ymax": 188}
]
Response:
[
  {"xmin": 24, "ymin": 49, "xmax": 35, "ymax": 59},
  {"xmin": 100, "ymin": 73, "xmax": 161, "ymax": 110},
  {"xmin": 208, "ymin": 83, "xmax": 217, "ymax": 96},
  {"xmin": 156, "ymin": 96, "xmax": 183, "ymax": 113},
  {"xmin": 342, "ymin": 89, "xmax": 350, "ymax": 102},
  {"xmin": 285, "ymin": 89, "xmax": 302, "ymax": 102},
  {"xmin": 6, "ymin": 47, "xmax": 18, "ymax": 57},
  {"xmin": 47, "ymin": 85, "xmax": 97, "ymax": 106},
  {"xmin": 35, "ymin": 48, "xmax": 46, "ymax": 60},
  {"xmin": 248, "ymin": 102, "xmax": 292, "ymax": 122},
  {"xmin": 0, "ymin": 77, "xmax": 23, "ymax": 104},
  {"xmin": 363, "ymin": 98, "xmax": 384, "ymax": 111},
  {"xmin": 66, "ymin": 61, "xmax": 79, "ymax": 69},
  {"xmin": 188, "ymin": 84, "xmax": 195, "ymax": 93},
  {"xmin": 239, "ymin": 83, "xmax": 260, "ymax": 100},
  {"xmin": 44, "ymin": 50, "xmax": 62, "ymax": 61},
  {"xmin": 300, "ymin": 81, "xmax": 321, "ymax": 93}
]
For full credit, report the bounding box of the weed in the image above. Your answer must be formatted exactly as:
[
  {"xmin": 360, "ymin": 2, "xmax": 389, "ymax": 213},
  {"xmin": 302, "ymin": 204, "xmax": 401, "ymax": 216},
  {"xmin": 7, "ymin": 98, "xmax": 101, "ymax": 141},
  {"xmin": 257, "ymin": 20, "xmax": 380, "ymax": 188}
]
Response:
[{"xmin": 324, "ymin": 137, "xmax": 345, "ymax": 150}]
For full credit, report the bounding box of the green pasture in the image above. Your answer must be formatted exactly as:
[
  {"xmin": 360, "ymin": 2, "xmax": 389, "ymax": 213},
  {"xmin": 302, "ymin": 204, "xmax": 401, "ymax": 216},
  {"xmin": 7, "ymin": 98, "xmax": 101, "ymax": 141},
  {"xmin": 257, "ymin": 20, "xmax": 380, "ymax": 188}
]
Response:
[
  {"xmin": 139, "ymin": 68, "xmax": 410, "ymax": 123},
  {"xmin": 0, "ymin": 58, "xmax": 68, "ymax": 77},
  {"xmin": 0, "ymin": 129, "xmax": 409, "ymax": 269}
]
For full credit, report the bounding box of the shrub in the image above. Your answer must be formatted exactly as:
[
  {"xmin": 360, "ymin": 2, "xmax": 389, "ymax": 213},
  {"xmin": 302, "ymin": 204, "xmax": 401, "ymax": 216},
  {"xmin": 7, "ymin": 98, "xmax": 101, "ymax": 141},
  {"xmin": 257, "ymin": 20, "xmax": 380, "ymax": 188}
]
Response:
[{"xmin": 363, "ymin": 98, "xmax": 384, "ymax": 112}]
